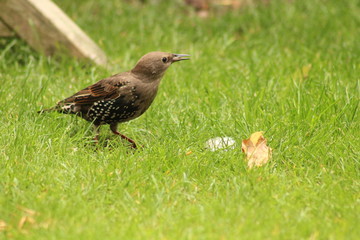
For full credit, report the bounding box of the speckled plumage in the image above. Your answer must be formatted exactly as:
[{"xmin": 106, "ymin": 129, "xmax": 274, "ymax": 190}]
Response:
[{"xmin": 40, "ymin": 52, "xmax": 189, "ymax": 148}]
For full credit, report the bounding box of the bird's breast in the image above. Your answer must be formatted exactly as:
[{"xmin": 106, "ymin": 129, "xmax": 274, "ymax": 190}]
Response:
[{"xmin": 134, "ymin": 81, "xmax": 160, "ymax": 115}]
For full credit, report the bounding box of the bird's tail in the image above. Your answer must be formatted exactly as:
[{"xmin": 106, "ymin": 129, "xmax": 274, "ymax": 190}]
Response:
[
  {"xmin": 37, "ymin": 103, "xmax": 75, "ymax": 114},
  {"xmin": 37, "ymin": 106, "xmax": 60, "ymax": 114}
]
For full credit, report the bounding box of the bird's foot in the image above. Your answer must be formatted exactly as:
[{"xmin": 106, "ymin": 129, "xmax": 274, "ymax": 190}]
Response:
[{"xmin": 112, "ymin": 131, "xmax": 138, "ymax": 149}]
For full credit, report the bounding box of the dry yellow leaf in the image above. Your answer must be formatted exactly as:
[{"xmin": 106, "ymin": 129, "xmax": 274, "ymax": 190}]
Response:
[
  {"xmin": 18, "ymin": 216, "xmax": 27, "ymax": 229},
  {"xmin": 185, "ymin": 151, "xmax": 193, "ymax": 156},
  {"xmin": 18, "ymin": 216, "xmax": 36, "ymax": 230},
  {"xmin": 17, "ymin": 206, "xmax": 37, "ymax": 216},
  {"xmin": 301, "ymin": 64, "xmax": 312, "ymax": 79},
  {"xmin": 242, "ymin": 131, "xmax": 272, "ymax": 168},
  {"xmin": 0, "ymin": 220, "xmax": 7, "ymax": 232}
]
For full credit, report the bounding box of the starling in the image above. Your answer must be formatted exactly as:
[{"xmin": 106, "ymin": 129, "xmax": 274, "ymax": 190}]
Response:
[{"xmin": 39, "ymin": 52, "xmax": 190, "ymax": 148}]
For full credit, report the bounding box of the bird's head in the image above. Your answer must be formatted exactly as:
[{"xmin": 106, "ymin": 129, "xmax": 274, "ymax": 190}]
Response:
[{"xmin": 131, "ymin": 51, "xmax": 190, "ymax": 80}]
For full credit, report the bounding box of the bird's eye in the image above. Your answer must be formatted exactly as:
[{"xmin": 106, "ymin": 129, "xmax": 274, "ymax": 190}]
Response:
[{"xmin": 162, "ymin": 57, "xmax": 168, "ymax": 63}]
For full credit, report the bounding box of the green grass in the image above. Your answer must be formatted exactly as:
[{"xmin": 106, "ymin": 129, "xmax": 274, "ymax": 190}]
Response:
[{"xmin": 0, "ymin": 0, "xmax": 359, "ymax": 239}]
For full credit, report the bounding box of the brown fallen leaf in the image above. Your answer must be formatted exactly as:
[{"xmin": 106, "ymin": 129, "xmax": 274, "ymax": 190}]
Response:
[{"xmin": 242, "ymin": 131, "xmax": 272, "ymax": 168}]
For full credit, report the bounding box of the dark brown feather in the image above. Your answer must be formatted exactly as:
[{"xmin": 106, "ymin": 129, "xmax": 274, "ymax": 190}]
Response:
[{"xmin": 60, "ymin": 77, "xmax": 124, "ymax": 106}]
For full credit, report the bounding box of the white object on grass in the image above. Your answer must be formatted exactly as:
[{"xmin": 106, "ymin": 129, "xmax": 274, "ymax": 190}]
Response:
[{"xmin": 205, "ymin": 137, "xmax": 236, "ymax": 151}]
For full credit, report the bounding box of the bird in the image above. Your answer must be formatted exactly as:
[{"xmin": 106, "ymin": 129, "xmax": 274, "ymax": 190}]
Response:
[{"xmin": 38, "ymin": 51, "xmax": 190, "ymax": 148}]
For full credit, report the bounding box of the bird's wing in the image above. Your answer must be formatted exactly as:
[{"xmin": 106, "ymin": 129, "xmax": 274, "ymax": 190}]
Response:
[{"xmin": 59, "ymin": 74, "xmax": 128, "ymax": 106}]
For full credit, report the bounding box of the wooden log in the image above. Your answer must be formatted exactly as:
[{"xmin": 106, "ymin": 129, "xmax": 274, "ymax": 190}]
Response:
[
  {"xmin": 0, "ymin": 0, "xmax": 107, "ymax": 66},
  {"xmin": 0, "ymin": 20, "xmax": 15, "ymax": 37}
]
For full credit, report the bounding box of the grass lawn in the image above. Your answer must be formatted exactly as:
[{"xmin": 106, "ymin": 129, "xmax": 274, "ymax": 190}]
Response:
[{"xmin": 0, "ymin": 0, "xmax": 359, "ymax": 239}]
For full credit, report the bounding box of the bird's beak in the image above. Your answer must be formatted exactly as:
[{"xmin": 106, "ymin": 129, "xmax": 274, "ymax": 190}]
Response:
[{"xmin": 172, "ymin": 54, "xmax": 190, "ymax": 62}]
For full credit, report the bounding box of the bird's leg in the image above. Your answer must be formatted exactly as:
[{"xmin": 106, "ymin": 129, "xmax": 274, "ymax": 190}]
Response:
[
  {"xmin": 110, "ymin": 123, "xmax": 137, "ymax": 149},
  {"xmin": 93, "ymin": 124, "xmax": 100, "ymax": 143}
]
